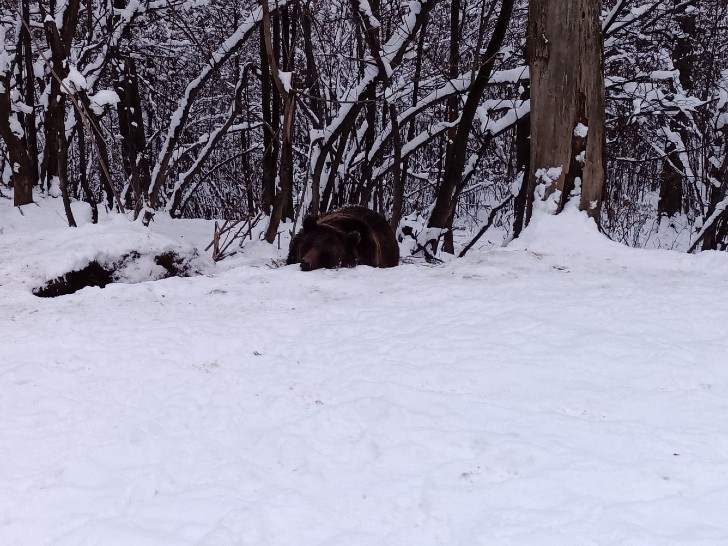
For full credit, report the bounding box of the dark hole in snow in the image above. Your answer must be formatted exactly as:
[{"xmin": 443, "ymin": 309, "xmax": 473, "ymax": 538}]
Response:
[
  {"xmin": 34, "ymin": 261, "xmax": 114, "ymax": 297},
  {"xmin": 33, "ymin": 250, "xmax": 199, "ymax": 298}
]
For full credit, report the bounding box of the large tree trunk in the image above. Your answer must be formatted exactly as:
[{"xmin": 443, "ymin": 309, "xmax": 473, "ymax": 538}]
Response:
[{"xmin": 527, "ymin": 0, "xmax": 606, "ymax": 222}]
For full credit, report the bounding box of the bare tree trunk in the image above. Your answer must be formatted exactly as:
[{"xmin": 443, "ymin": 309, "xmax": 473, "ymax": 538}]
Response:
[
  {"xmin": 0, "ymin": 70, "xmax": 34, "ymax": 206},
  {"xmin": 512, "ymin": 74, "xmax": 531, "ymax": 237},
  {"xmin": 658, "ymin": 6, "xmax": 695, "ymax": 219},
  {"xmin": 115, "ymin": 55, "xmax": 150, "ymax": 214},
  {"xmin": 658, "ymin": 137, "xmax": 683, "ymax": 218},
  {"xmin": 428, "ymin": 0, "xmax": 514, "ymax": 251},
  {"xmin": 391, "ymin": 10, "xmax": 429, "ymax": 230},
  {"xmin": 265, "ymin": 95, "xmax": 296, "ymax": 242},
  {"xmin": 694, "ymin": 132, "xmax": 728, "ymax": 252},
  {"xmin": 259, "ymin": 26, "xmax": 276, "ymax": 215},
  {"xmin": 20, "ymin": 0, "xmax": 39, "ymax": 188},
  {"xmin": 439, "ymin": 0, "xmax": 461, "ymax": 254},
  {"xmin": 76, "ymin": 117, "xmax": 99, "ymax": 222},
  {"xmin": 527, "ymin": 0, "xmax": 606, "ymax": 221},
  {"xmin": 302, "ymin": 5, "xmax": 325, "ymax": 215},
  {"xmin": 43, "ymin": 1, "xmax": 81, "ymax": 226},
  {"xmin": 261, "ymin": 0, "xmax": 297, "ymax": 243},
  {"xmin": 281, "ymin": 5, "xmax": 298, "ymax": 220}
]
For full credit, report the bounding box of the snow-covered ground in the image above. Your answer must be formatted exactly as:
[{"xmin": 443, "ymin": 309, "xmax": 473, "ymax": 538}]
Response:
[{"xmin": 2, "ymin": 197, "xmax": 728, "ymax": 545}]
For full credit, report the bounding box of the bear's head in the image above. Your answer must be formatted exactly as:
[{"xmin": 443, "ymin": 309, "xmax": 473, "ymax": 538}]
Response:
[{"xmin": 296, "ymin": 215, "xmax": 361, "ymax": 271}]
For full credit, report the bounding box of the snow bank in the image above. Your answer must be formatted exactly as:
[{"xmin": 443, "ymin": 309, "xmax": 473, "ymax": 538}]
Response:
[
  {"xmin": 513, "ymin": 205, "xmax": 728, "ymax": 277},
  {"xmin": 1, "ymin": 197, "xmax": 728, "ymax": 545},
  {"xmin": 0, "ymin": 197, "xmax": 211, "ymax": 293}
]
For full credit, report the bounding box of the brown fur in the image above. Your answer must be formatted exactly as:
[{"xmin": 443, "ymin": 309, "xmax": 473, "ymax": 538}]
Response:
[{"xmin": 287, "ymin": 205, "xmax": 399, "ymax": 271}]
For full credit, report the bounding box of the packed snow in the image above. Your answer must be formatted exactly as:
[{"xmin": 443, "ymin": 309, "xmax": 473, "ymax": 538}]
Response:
[
  {"xmin": 574, "ymin": 123, "xmax": 588, "ymax": 138},
  {"xmin": 1, "ymin": 197, "xmax": 728, "ymax": 545}
]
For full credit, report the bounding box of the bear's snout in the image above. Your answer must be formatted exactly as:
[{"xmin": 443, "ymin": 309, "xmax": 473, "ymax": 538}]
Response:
[{"xmin": 300, "ymin": 248, "xmax": 320, "ymax": 271}]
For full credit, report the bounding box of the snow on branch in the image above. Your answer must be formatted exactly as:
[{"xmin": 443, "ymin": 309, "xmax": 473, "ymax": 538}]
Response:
[{"xmin": 144, "ymin": 2, "xmax": 290, "ymax": 224}]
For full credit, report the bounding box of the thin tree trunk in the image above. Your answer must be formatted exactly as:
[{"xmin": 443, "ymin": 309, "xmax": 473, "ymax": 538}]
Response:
[
  {"xmin": 658, "ymin": 6, "xmax": 695, "ymax": 219},
  {"xmin": 116, "ymin": 55, "xmax": 150, "ymax": 214},
  {"xmin": 440, "ymin": 0, "xmax": 461, "ymax": 253},
  {"xmin": 302, "ymin": 5, "xmax": 325, "ymax": 215},
  {"xmin": 265, "ymin": 95, "xmax": 297, "ymax": 242},
  {"xmin": 260, "ymin": 26, "xmax": 276, "ymax": 215},
  {"xmin": 512, "ymin": 75, "xmax": 531, "ymax": 237},
  {"xmin": 0, "ymin": 72, "xmax": 34, "ymax": 206},
  {"xmin": 261, "ymin": 0, "xmax": 297, "ymax": 243},
  {"xmin": 694, "ymin": 130, "xmax": 728, "ymax": 252},
  {"xmin": 43, "ymin": 4, "xmax": 80, "ymax": 226},
  {"xmin": 428, "ymin": 0, "xmax": 514, "ymax": 252},
  {"xmin": 21, "ymin": 0, "xmax": 39, "ymax": 188},
  {"xmin": 658, "ymin": 137, "xmax": 683, "ymax": 218},
  {"xmin": 391, "ymin": 11, "xmax": 429, "ymax": 230},
  {"xmin": 76, "ymin": 117, "xmax": 99, "ymax": 222}
]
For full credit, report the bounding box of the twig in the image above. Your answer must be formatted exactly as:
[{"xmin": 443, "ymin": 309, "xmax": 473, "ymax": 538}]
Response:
[{"xmin": 459, "ymin": 194, "xmax": 513, "ymax": 258}]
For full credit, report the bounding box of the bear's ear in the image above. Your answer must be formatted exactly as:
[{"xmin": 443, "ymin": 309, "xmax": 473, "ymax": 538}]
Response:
[
  {"xmin": 345, "ymin": 230, "xmax": 361, "ymax": 246},
  {"xmin": 302, "ymin": 214, "xmax": 318, "ymax": 232}
]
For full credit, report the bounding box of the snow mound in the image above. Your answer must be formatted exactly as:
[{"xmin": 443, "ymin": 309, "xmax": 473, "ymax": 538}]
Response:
[
  {"xmin": 0, "ymin": 197, "xmax": 212, "ymax": 295},
  {"xmin": 510, "ymin": 205, "xmax": 728, "ymax": 277},
  {"xmin": 512, "ymin": 205, "xmax": 628, "ymax": 258},
  {"xmin": 33, "ymin": 249, "xmax": 201, "ymax": 297}
]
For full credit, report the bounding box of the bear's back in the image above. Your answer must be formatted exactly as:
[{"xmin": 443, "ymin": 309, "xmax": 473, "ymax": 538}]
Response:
[{"xmin": 318, "ymin": 206, "xmax": 399, "ymax": 268}]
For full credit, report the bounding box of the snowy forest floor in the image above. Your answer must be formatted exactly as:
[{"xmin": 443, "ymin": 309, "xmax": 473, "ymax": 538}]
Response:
[{"xmin": 1, "ymin": 197, "xmax": 728, "ymax": 545}]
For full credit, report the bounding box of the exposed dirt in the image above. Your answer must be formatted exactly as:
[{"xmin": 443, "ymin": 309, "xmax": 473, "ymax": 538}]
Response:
[{"xmin": 33, "ymin": 251, "xmax": 198, "ymax": 297}]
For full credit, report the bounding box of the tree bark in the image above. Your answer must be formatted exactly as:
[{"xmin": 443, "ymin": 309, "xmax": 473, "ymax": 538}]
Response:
[
  {"xmin": 259, "ymin": 26, "xmax": 276, "ymax": 215},
  {"xmin": 527, "ymin": 0, "xmax": 606, "ymax": 221},
  {"xmin": 512, "ymin": 74, "xmax": 531, "ymax": 237},
  {"xmin": 391, "ymin": 11, "xmax": 429, "ymax": 230},
  {"xmin": 0, "ymin": 70, "xmax": 34, "ymax": 206},
  {"xmin": 43, "ymin": 3, "xmax": 80, "ymax": 226},
  {"xmin": 657, "ymin": 5, "xmax": 694, "ymax": 219},
  {"xmin": 261, "ymin": 0, "xmax": 297, "ymax": 243},
  {"xmin": 302, "ymin": 5, "xmax": 325, "ymax": 215},
  {"xmin": 75, "ymin": 118, "xmax": 99, "ymax": 222},
  {"xmin": 658, "ymin": 137, "xmax": 683, "ymax": 218},
  {"xmin": 115, "ymin": 55, "xmax": 150, "ymax": 214},
  {"xmin": 440, "ymin": 0, "xmax": 461, "ymax": 253},
  {"xmin": 20, "ymin": 0, "xmax": 39, "ymax": 188}
]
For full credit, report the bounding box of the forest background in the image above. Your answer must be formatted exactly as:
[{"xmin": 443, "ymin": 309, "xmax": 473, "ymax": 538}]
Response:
[{"xmin": 1, "ymin": 0, "xmax": 727, "ymax": 254}]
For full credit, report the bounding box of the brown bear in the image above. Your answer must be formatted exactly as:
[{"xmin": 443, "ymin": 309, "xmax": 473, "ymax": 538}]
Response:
[{"xmin": 287, "ymin": 205, "xmax": 400, "ymax": 271}]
